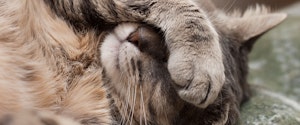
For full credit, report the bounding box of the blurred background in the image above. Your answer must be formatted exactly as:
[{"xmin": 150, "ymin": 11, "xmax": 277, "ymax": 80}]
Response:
[
  {"xmin": 212, "ymin": 0, "xmax": 300, "ymax": 124},
  {"xmin": 212, "ymin": 0, "xmax": 299, "ymax": 11}
]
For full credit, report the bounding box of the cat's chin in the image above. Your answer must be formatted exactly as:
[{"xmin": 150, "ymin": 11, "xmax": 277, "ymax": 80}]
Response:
[{"xmin": 100, "ymin": 23, "xmax": 140, "ymax": 79}]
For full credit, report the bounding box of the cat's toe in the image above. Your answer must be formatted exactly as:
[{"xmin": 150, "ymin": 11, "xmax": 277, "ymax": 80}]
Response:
[
  {"xmin": 168, "ymin": 53, "xmax": 225, "ymax": 108},
  {"xmin": 178, "ymin": 72, "xmax": 224, "ymax": 108},
  {"xmin": 177, "ymin": 75, "xmax": 211, "ymax": 107}
]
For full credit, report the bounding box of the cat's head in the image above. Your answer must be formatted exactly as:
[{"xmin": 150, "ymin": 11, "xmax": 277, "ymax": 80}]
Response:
[
  {"xmin": 101, "ymin": 23, "xmax": 181, "ymax": 124},
  {"xmin": 100, "ymin": 5, "xmax": 287, "ymax": 125}
]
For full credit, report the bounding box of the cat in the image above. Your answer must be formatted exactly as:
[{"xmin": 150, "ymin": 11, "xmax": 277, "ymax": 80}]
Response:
[
  {"xmin": 0, "ymin": 0, "xmax": 224, "ymax": 123},
  {"xmin": 0, "ymin": 0, "xmax": 286, "ymax": 125}
]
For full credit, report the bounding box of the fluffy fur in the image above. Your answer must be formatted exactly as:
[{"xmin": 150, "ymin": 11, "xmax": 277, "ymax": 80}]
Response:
[
  {"xmin": 0, "ymin": 0, "xmax": 286, "ymax": 125},
  {"xmin": 0, "ymin": 0, "xmax": 111, "ymax": 124}
]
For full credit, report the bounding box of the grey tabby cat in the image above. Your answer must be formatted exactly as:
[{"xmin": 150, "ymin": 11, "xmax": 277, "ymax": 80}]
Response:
[
  {"xmin": 104, "ymin": 1, "xmax": 285, "ymax": 124},
  {"xmin": 0, "ymin": 0, "xmax": 285, "ymax": 125},
  {"xmin": 101, "ymin": 2, "xmax": 286, "ymax": 124}
]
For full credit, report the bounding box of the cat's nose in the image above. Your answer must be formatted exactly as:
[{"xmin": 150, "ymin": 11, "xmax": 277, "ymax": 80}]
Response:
[{"xmin": 127, "ymin": 31, "xmax": 140, "ymax": 47}]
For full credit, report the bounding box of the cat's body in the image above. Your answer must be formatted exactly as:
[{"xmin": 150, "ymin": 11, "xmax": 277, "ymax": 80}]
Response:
[
  {"xmin": 0, "ymin": 0, "xmax": 112, "ymax": 124},
  {"xmin": 0, "ymin": 0, "xmax": 286, "ymax": 125}
]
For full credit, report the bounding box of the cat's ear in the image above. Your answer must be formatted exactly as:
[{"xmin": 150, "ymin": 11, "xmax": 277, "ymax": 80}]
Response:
[
  {"xmin": 228, "ymin": 11, "xmax": 287, "ymax": 52},
  {"xmin": 230, "ymin": 13, "xmax": 287, "ymax": 42}
]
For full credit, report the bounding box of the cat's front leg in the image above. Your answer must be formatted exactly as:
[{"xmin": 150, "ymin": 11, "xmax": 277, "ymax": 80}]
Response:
[
  {"xmin": 115, "ymin": 0, "xmax": 225, "ymax": 108},
  {"xmin": 142, "ymin": 0, "xmax": 225, "ymax": 108}
]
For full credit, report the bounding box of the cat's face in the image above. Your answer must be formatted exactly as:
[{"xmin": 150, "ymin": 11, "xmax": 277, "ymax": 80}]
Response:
[
  {"xmin": 100, "ymin": 6, "xmax": 287, "ymax": 124},
  {"xmin": 101, "ymin": 24, "xmax": 168, "ymax": 82},
  {"xmin": 101, "ymin": 23, "xmax": 179, "ymax": 124}
]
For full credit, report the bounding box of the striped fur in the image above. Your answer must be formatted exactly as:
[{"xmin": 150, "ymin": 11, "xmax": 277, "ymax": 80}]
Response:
[
  {"xmin": 0, "ymin": 0, "xmax": 111, "ymax": 124},
  {"xmin": 0, "ymin": 0, "xmax": 286, "ymax": 125}
]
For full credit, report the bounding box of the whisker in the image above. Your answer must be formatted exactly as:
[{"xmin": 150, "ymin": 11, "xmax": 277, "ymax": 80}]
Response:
[
  {"xmin": 125, "ymin": 78, "xmax": 132, "ymax": 124},
  {"xmin": 140, "ymin": 87, "xmax": 142, "ymax": 125},
  {"xmin": 141, "ymin": 87, "xmax": 148, "ymax": 125},
  {"xmin": 129, "ymin": 83, "xmax": 137, "ymax": 125},
  {"xmin": 119, "ymin": 70, "xmax": 131, "ymax": 125},
  {"xmin": 221, "ymin": 0, "xmax": 232, "ymax": 12},
  {"xmin": 224, "ymin": 0, "xmax": 238, "ymax": 13}
]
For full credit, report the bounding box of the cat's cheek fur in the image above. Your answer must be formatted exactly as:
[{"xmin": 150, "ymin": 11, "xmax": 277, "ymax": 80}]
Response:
[{"xmin": 101, "ymin": 23, "xmax": 139, "ymax": 79}]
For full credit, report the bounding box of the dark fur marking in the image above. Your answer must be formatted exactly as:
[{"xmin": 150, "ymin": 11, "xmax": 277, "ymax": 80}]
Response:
[
  {"xmin": 80, "ymin": 117, "xmax": 100, "ymax": 125},
  {"xmin": 183, "ymin": 14, "xmax": 204, "ymax": 20},
  {"xmin": 199, "ymin": 77, "xmax": 211, "ymax": 105},
  {"xmin": 130, "ymin": 58, "xmax": 136, "ymax": 76},
  {"xmin": 137, "ymin": 60, "xmax": 143, "ymax": 85},
  {"xmin": 191, "ymin": 34, "xmax": 210, "ymax": 42},
  {"xmin": 137, "ymin": 26, "xmax": 168, "ymax": 62},
  {"xmin": 80, "ymin": 0, "xmax": 116, "ymax": 30},
  {"xmin": 185, "ymin": 19, "xmax": 205, "ymax": 31},
  {"xmin": 40, "ymin": 117, "xmax": 58, "ymax": 125},
  {"xmin": 177, "ymin": 5, "xmax": 194, "ymax": 10},
  {"xmin": 149, "ymin": 2, "xmax": 158, "ymax": 8},
  {"xmin": 69, "ymin": 1, "xmax": 75, "ymax": 13},
  {"xmin": 101, "ymin": 69, "xmax": 112, "ymax": 87},
  {"xmin": 43, "ymin": 0, "xmax": 116, "ymax": 31},
  {"xmin": 127, "ymin": 3, "xmax": 151, "ymax": 16},
  {"xmin": 106, "ymin": 0, "xmax": 118, "ymax": 18},
  {"xmin": 188, "ymin": 9, "xmax": 200, "ymax": 13},
  {"xmin": 21, "ymin": 65, "xmax": 38, "ymax": 82},
  {"xmin": 148, "ymin": 102, "xmax": 158, "ymax": 125},
  {"xmin": 178, "ymin": 8, "xmax": 200, "ymax": 14},
  {"xmin": 0, "ymin": 114, "xmax": 13, "ymax": 125}
]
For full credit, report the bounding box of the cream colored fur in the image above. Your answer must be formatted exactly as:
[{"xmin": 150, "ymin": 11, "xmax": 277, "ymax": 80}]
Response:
[{"xmin": 0, "ymin": 0, "xmax": 111, "ymax": 124}]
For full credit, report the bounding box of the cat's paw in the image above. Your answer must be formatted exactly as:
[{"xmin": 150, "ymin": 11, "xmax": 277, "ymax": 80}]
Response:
[{"xmin": 168, "ymin": 49, "xmax": 225, "ymax": 108}]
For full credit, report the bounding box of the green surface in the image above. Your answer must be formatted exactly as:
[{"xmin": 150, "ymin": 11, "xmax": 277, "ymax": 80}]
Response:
[{"xmin": 240, "ymin": 16, "xmax": 300, "ymax": 124}]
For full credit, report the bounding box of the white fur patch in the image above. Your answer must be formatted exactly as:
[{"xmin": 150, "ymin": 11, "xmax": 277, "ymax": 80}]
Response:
[{"xmin": 100, "ymin": 23, "xmax": 139, "ymax": 78}]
